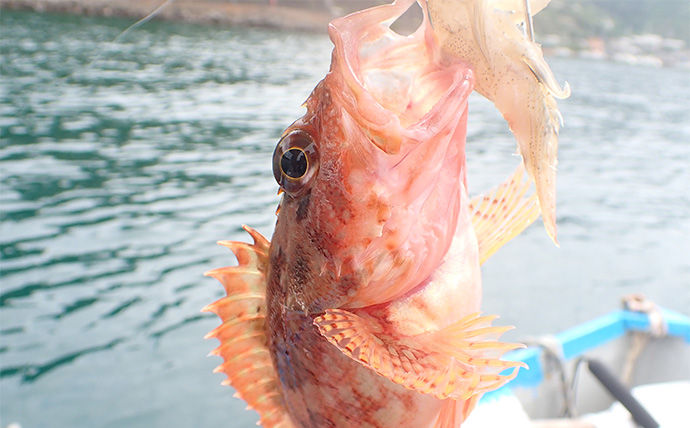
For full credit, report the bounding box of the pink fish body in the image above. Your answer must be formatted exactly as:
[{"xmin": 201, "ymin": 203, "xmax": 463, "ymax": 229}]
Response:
[{"xmin": 205, "ymin": 0, "xmax": 561, "ymax": 426}]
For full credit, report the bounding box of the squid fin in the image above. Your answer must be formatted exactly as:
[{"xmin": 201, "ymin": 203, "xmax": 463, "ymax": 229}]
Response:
[
  {"xmin": 470, "ymin": 164, "xmax": 541, "ymax": 264},
  {"xmin": 204, "ymin": 226, "xmax": 295, "ymax": 428},
  {"xmin": 313, "ymin": 309, "xmax": 525, "ymax": 401}
]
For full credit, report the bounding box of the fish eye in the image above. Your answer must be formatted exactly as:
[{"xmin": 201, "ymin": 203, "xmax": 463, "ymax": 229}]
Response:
[
  {"xmin": 272, "ymin": 130, "xmax": 319, "ymax": 196},
  {"xmin": 280, "ymin": 148, "xmax": 308, "ymax": 179}
]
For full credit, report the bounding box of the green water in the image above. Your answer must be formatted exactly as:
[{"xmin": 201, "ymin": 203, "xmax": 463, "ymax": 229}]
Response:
[
  {"xmin": 0, "ymin": 10, "xmax": 333, "ymax": 427},
  {"xmin": 1, "ymin": 9, "xmax": 689, "ymax": 428}
]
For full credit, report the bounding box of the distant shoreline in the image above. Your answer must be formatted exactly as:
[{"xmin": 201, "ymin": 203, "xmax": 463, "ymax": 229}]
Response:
[
  {"xmin": 4, "ymin": 0, "xmax": 687, "ymax": 68},
  {"xmin": 0, "ymin": 0, "xmax": 335, "ymax": 32}
]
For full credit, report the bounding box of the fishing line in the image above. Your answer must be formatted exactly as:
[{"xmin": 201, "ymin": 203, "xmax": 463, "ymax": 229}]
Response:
[
  {"xmin": 13, "ymin": 0, "xmax": 175, "ymax": 115},
  {"xmin": 67, "ymin": 0, "xmax": 176, "ymax": 75},
  {"xmin": 522, "ymin": 0, "xmax": 535, "ymax": 43},
  {"xmin": 111, "ymin": 0, "xmax": 176, "ymax": 44}
]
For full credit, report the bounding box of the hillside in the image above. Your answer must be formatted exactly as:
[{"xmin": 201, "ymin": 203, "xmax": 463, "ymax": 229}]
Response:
[
  {"xmin": 2, "ymin": 0, "xmax": 688, "ymax": 44},
  {"xmin": 536, "ymin": 0, "xmax": 689, "ymax": 44}
]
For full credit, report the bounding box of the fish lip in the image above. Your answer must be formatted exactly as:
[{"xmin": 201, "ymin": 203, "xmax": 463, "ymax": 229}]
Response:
[
  {"xmin": 295, "ymin": 1, "xmax": 477, "ymax": 309},
  {"xmin": 326, "ymin": 0, "xmax": 475, "ymax": 156}
]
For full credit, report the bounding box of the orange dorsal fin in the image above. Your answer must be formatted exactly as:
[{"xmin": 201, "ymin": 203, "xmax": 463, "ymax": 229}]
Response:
[
  {"xmin": 313, "ymin": 309, "xmax": 525, "ymax": 402},
  {"xmin": 469, "ymin": 164, "xmax": 542, "ymax": 265},
  {"xmin": 204, "ymin": 226, "xmax": 295, "ymax": 428}
]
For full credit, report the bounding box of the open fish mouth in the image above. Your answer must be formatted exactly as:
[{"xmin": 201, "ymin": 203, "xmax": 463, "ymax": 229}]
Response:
[
  {"xmin": 321, "ymin": 0, "xmax": 478, "ymax": 308},
  {"xmin": 328, "ymin": 0, "xmax": 473, "ymax": 155}
]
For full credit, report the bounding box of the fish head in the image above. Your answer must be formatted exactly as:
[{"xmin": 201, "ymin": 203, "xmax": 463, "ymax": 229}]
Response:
[{"xmin": 271, "ymin": 0, "xmax": 475, "ymax": 310}]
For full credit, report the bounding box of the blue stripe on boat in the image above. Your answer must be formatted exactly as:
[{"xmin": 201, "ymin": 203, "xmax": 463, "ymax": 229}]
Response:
[{"xmin": 482, "ymin": 308, "xmax": 690, "ymax": 401}]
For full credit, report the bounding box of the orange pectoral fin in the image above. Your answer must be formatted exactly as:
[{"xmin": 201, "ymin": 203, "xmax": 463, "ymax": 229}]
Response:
[
  {"xmin": 204, "ymin": 226, "xmax": 296, "ymax": 428},
  {"xmin": 313, "ymin": 309, "xmax": 526, "ymax": 401},
  {"xmin": 432, "ymin": 396, "xmax": 480, "ymax": 428},
  {"xmin": 470, "ymin": 163, "xmax": 542, "ymax": 264}
]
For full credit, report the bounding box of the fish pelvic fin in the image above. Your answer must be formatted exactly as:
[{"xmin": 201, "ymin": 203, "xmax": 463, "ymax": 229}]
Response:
[
  {"xmin": 313, "ymin": 309, "xmax": 525, "ymax": 402},
  {"xmin": 470, "ymin": 163, "xmax": 541, "ymax": 264},
  {"xmin": 204, "ymin": 226, "xmax": 295, "ymax": 428}
]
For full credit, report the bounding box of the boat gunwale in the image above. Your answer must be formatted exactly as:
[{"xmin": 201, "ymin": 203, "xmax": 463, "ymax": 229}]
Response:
[{"xmin": 485, "ymin": 307, "xmax": 690, "ymax": 397}]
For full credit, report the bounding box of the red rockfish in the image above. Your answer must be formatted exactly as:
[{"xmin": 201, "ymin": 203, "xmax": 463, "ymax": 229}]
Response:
[{"xmin": 204, "ymin": 0, "xmax": 566, "ymax": 426}]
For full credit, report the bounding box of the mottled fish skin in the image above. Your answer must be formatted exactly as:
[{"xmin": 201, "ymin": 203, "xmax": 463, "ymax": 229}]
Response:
[
  {"xmin": 265, "ymin": 0, "xmax": 517, "ymax": 426},
  {"xmin": 205, "ymin": 0, "xmax": 556, "ymax": 426},
  {"xmin": 265, "ymin": 81, "xmax": 453, "ymax": 427}
]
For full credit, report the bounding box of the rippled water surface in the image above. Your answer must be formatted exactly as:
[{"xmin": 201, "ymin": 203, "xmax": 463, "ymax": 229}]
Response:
[{"xmin": 1, "ymin": 10, "xmax": 689, "ymax": 428}]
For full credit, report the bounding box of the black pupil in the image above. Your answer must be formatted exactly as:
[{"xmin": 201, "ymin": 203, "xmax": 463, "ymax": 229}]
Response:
[{"xmin": 281, "ymin": 148, "xmax": 308, "ymax": 179}]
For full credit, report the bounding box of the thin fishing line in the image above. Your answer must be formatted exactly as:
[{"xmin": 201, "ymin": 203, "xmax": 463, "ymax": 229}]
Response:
[
  {"xmin": 66, "ymin": 0, "xmax": 175, "ymax": 79},
  {"xmin": 523, "ymin": 0, "xmax": 535, "ymax": 42},
  {"xmin": 13, "ymin": 0, "xmax": 175, "ymax": 115},
  {"xmin": 112, "ymin": 0, "xmax": 176, "ymax": 44}
]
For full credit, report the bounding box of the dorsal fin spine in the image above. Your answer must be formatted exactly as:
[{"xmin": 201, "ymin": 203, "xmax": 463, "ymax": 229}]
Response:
[{"xmin": 204, "ymin": 226, "xmax": 296, "ymax": 428}]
